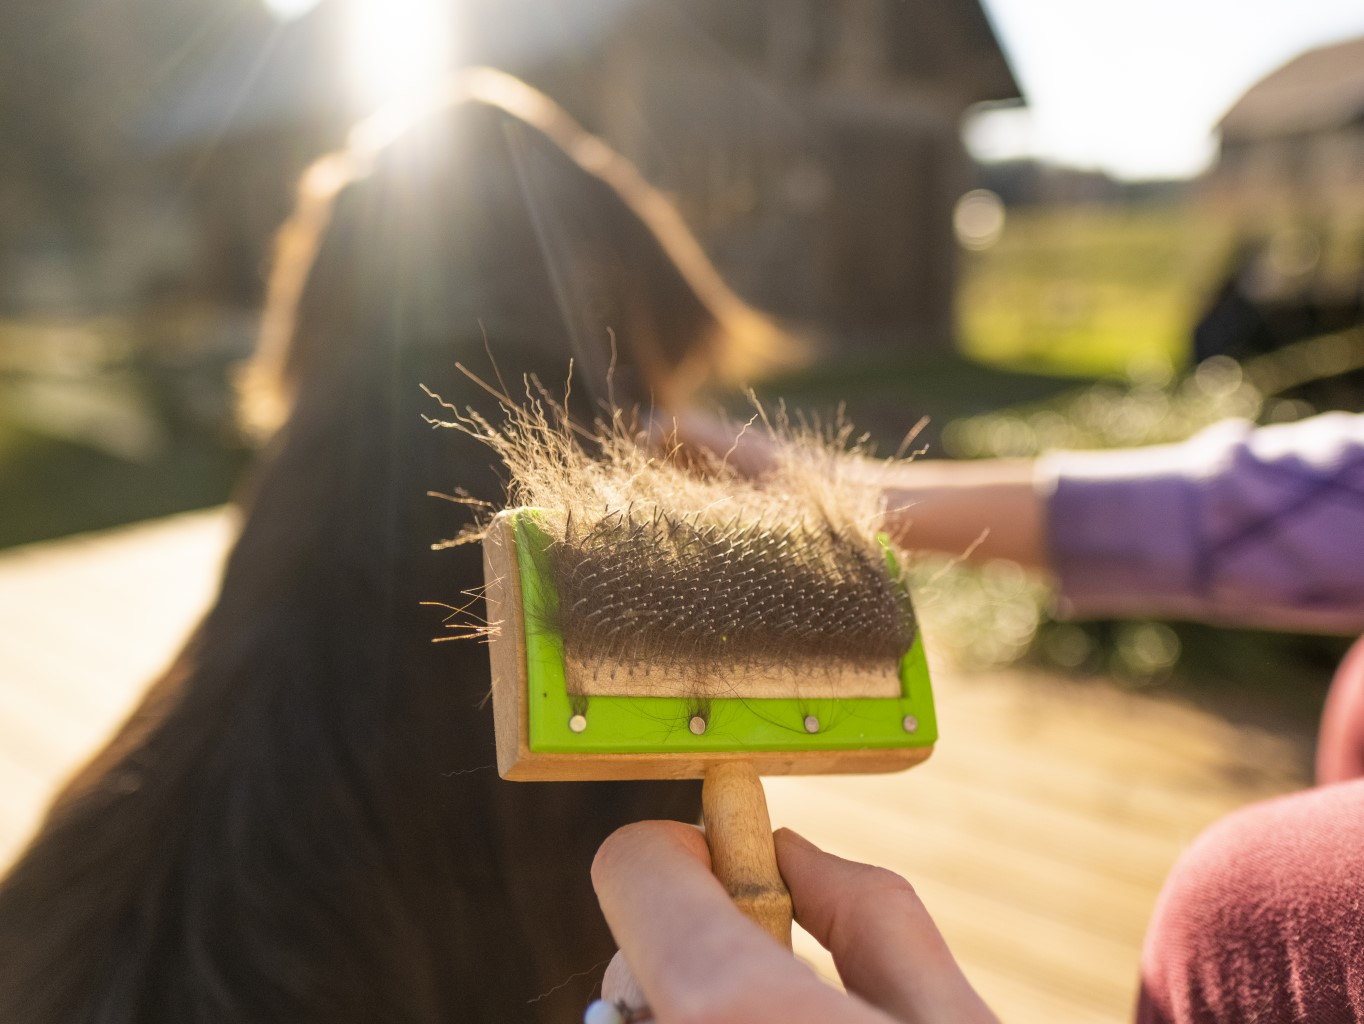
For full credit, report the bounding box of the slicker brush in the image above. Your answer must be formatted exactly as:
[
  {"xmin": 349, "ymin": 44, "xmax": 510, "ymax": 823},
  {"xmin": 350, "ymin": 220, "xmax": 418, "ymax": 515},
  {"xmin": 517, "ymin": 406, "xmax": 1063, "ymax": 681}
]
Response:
[{"xmin": 437, "ymin": 393, "xmax": 937, "ymax": 947}]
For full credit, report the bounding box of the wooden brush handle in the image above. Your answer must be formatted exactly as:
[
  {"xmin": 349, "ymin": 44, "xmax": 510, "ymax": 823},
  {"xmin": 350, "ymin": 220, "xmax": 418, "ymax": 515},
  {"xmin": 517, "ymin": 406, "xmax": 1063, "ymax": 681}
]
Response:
[{"xmin": 702, "ymin": 762, "xmax": 793, "ymax": 949}]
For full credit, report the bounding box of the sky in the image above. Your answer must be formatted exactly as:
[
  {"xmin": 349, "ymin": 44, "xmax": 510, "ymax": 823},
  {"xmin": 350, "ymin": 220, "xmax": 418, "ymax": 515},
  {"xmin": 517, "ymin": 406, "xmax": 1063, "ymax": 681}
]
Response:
[{"xmin": 971, "ymin": 0, "xmax": 1364, "ymax": 180}]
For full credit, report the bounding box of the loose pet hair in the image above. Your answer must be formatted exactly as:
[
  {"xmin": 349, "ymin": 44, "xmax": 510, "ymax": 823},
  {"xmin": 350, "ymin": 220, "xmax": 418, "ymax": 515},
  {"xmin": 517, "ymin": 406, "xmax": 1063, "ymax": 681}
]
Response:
[{"xmin": 0, "ymin": 69, "xmax": 787, "ymax": 1022}]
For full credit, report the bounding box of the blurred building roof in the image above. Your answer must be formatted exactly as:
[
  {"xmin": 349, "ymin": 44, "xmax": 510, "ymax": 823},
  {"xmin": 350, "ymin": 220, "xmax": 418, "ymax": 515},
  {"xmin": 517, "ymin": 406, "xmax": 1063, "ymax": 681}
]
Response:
[
  {"xmin": 938, "ymin": 0, "xmax": 1022, "ymax": 104},
  {"xmin": 1219, "ymin": 35, "xmax": 1364, "ymax": 143}
]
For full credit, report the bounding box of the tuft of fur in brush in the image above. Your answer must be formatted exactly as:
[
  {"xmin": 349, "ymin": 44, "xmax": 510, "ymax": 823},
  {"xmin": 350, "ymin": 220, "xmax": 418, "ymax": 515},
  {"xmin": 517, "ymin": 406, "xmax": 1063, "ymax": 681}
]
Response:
[
  {"xmin": 425, "ymin": 383, "xmax": 921, "ymax": 698},
  {"xmin": 552, "ymin": 509, "xmax": 910, "ymax": 678}
]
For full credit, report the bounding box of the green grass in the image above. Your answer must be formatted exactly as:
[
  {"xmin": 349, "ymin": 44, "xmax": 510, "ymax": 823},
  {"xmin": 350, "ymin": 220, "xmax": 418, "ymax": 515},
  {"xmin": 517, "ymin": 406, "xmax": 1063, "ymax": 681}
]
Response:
[
  {"xmin": 0, "ymin": 309, "xmax": 252, "ymax": 551},
  {"xmin": 957, "ymin": 202, "xmax": 1236, "ymax": 378},
  {"xmin": 754, "ymin": 349, "xmax": 1088, "ymax": 447},
  {"xmin": 0, "ymin": 413, "xmax": 248, "ymax": 550},
  {"xmin": 752, "ymin": 200, "xmax": 1245, "ymax": 447}
]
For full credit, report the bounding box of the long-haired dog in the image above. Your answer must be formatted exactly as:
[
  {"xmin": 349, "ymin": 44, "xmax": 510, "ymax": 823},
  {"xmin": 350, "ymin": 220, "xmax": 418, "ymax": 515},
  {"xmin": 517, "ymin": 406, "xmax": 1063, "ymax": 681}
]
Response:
[{"xmin": 0, "ymin": 69, "xmax": 785, "ymax": 1022}]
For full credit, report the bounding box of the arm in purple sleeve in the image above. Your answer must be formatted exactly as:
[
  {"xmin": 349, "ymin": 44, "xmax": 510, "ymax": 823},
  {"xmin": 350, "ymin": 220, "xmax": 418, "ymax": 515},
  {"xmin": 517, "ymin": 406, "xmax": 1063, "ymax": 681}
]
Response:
[{"xmin": 1038, "ymin": 413, "xmax": 1364, "ymax": 634}]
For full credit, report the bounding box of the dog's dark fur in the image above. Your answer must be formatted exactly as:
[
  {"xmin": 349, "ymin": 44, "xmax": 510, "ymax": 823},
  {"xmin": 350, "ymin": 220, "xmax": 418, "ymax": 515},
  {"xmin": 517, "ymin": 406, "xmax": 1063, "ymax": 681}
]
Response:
[{"xmin": 0, "ymin": 71, "xmax": 779, "ymax": 1022}]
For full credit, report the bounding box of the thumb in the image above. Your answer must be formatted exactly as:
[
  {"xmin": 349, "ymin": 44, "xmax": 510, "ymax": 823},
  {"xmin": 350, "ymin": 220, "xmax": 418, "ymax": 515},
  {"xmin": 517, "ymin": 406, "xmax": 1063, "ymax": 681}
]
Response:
[
  {"xmin": 775, "ymin": 829, "xmax": 999, "ymax": 1024},
  {"xmin": 600, "ymin": 950, "xmax": 648, "ymax": 1014}
]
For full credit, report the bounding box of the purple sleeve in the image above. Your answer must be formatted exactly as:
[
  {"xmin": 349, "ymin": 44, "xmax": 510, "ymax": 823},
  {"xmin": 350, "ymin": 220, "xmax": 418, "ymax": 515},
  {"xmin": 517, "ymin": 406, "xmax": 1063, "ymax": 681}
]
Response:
[{"xmin": 1038, "ymin": 413, "xmax": 1364, "ymax": 634}]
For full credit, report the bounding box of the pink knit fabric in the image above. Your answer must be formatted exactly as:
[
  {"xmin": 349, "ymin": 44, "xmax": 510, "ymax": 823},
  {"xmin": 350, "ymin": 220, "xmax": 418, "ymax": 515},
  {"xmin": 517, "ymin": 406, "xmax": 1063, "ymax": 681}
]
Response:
[{"xmin": 1135, "ymin": 638, "xmax": 1364, "ymax": 1023}]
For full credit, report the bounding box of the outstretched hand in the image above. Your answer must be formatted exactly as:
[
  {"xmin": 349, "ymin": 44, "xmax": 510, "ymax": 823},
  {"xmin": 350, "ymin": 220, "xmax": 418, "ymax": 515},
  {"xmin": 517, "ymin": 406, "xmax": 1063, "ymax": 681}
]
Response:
[
  {"xmin": 650, "ymin": 408, "xmax": 783, "ymax": 480},
  {"xmin": 654, "ymin": 407, "xmax": 1047, "ymax": 570},
  {"xmin": 591, "ymin": 822, "xmax": 1000, "ymax": 1024}
]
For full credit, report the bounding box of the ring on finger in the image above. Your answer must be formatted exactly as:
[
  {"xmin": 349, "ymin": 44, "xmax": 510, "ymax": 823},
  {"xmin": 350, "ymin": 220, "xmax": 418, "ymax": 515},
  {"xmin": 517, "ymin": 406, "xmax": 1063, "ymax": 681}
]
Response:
[{"xmin": 583, "ymin": 997, "xmax": 654, "ymax": 1024}]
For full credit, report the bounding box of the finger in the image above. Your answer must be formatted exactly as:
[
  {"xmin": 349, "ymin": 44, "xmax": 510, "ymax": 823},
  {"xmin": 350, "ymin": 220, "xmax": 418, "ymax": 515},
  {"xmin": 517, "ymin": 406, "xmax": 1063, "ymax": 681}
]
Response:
[
  {"xmin": 592, "ymin": 821, "xmax": 888, "ymax": 1024},
  {"xmin": 650, "ymin": 409, "xmax": 780, "ymax": 479},
  {"xmin": 775, "ymin": 829, "xmax": 1000, "ymax": 1024},
  {"xmin": 600, "ymin": 951, "xmax": 647, "ymax": 1013}
]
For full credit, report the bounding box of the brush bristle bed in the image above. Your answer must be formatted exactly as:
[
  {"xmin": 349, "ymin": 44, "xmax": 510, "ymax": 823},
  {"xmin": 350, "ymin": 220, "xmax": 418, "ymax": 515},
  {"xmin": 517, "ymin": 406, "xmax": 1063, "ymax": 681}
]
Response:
[{"xmin": 549, "ymin": 507, "xmax": 914, "ymax": 694}]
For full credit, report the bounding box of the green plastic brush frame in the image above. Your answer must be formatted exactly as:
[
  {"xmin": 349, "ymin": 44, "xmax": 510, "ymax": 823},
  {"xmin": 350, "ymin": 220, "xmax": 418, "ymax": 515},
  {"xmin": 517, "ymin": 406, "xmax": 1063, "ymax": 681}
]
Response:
[{"xmin": 508, "ymin": 510, "xmax": 937, "ymax": 756}]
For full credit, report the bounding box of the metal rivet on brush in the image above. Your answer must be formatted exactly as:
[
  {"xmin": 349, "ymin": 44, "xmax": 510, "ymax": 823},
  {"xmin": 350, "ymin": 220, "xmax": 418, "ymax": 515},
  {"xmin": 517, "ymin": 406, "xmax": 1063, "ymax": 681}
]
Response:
[
  {"xmin": 688, "ymin": 715, "xmax": 707, "ymax": 736},
  {"xmin": 902, "ymin": 715, "xmax": 919, "ymax": 733},
  {"xmin": 803, "ymin": 715, "xmax": 820, "ymax": 734},
  {"xmin": 569, "ymin": 714, "xmax": 588, "ymax": 733}
]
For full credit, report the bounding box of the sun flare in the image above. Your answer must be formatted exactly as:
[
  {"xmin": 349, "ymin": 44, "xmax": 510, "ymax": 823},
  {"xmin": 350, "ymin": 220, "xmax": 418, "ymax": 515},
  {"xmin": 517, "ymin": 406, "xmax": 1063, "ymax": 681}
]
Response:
[{"xmin": 345, "ymin": 0, "xmax": 454, "ymax": 112}]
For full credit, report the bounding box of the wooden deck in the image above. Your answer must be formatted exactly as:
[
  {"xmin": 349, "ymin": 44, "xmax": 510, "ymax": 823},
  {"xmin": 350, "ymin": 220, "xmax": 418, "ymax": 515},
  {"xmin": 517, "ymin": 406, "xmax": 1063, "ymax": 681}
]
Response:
[{"xmin": 0, "ymin": 510, "xmax": 1314, "ymax": 1023}]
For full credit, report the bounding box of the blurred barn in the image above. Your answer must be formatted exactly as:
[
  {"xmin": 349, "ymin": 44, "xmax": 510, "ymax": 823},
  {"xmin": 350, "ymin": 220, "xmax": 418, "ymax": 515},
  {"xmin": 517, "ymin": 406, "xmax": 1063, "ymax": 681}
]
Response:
[
  {"xmin": 492, "ymin": 0, "xmax": 1025, "ymax": 352},
  {"xmin": 1211, "ymin": 35, "xmax": 1364, "ymax": 227}
]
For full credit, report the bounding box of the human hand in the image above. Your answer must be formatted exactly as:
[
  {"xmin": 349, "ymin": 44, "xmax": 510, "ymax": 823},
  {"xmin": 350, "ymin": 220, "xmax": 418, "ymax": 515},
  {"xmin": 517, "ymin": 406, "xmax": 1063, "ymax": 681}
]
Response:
[
  {"xmin": 652, "ymin": 408, "xmax": 1046, "ymax": 569},
  {"xmin": 589, "ymin": 821, "xmax": 1000, "ymax": 1024},
  {"xmin": 650, "ymin": 408, "xmax": 782, "ymax": 480}
]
